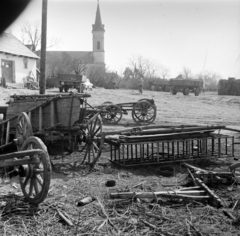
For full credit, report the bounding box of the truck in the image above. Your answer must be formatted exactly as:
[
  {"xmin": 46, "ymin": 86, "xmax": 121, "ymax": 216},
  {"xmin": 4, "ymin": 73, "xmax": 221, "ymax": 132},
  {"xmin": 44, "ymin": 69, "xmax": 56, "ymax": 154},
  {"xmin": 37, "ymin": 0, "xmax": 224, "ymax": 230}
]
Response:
[
  {"xmin": 169, "ymin": 77, "xmax": 203, "ymax": 96},
  {"xmin": 57, "ymin": 74, "xmax": 83, "ymax": 93}
]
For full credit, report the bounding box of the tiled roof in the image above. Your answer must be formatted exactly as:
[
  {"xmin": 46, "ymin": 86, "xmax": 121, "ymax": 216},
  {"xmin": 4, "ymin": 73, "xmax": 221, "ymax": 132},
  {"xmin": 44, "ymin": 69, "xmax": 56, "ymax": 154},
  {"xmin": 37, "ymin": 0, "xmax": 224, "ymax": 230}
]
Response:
[
  {"xmin": 46, "ymin": 51, "xmax": 94, "ymax": 64},
  {"xmin": 0, "ymin": 32, "xmax": 39, "ymax": 59}
]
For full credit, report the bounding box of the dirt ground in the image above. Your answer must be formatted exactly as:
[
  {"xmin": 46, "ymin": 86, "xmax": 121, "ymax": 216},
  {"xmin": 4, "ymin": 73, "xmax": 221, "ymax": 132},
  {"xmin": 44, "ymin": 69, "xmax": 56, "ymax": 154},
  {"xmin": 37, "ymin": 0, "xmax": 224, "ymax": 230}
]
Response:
[{"xmin": 1, "ymin": 86, "xmax": 240, "ymax": 235}]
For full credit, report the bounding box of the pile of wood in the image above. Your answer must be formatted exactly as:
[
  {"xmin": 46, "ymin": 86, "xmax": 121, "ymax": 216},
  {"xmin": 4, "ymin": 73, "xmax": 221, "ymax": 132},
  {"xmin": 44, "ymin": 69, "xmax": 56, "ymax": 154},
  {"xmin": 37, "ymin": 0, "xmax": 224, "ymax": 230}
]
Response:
[{"xmin": 218, "ymin": 77, "xmax": 240, "ymax": 96}]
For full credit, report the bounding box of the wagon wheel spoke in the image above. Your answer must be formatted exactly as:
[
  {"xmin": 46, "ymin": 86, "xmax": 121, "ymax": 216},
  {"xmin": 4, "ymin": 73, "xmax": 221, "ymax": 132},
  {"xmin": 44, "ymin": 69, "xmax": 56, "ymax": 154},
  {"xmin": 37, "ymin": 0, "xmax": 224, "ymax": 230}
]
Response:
[
  {"xmin": 92, "ymin": 126, "xmax": 101, "ymax": 137},
  {"xmin": 35, "ymin": 175, "xmax": 43, "ymax": 187},
  {"xmin": 92, "ymin": 141, "xmax": 99, "ymax": 151},
  {"xmin": 23, "ymin": 174, "xmax": 30, "ymax": 189},
  {"xmin": 90, "ymin": 144, "xmax": 96, "ymax": 159},
  {"xmin": 82, "ymin": 145, "xmax": 89, "ymax": 163},
  {"xmin": 33, "ymin": 177, "xmax": 40, "ymax": 195},
  {"xmin": 19, "ymin": 137, "xmax": 51, "ymax": 204},
  {"xmin": 29, "ymin": 178, "xmax": 34, "ymax": 196}
]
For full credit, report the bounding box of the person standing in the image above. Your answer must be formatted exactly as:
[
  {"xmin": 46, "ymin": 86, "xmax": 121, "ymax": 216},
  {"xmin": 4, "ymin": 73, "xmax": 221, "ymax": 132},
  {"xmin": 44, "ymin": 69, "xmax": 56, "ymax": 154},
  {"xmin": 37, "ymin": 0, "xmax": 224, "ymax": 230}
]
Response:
[{"xmin": 138, "ymin": 77, "xmax": 144, "ymax": 94}]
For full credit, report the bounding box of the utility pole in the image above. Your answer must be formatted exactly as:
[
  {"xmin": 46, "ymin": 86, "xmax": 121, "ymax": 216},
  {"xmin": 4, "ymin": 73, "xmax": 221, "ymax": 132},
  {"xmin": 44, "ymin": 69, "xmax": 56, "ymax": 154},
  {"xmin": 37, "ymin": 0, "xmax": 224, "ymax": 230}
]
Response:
[{"xmin": 39, "ymin": 0, "xmax": 48, "ymax": 94}]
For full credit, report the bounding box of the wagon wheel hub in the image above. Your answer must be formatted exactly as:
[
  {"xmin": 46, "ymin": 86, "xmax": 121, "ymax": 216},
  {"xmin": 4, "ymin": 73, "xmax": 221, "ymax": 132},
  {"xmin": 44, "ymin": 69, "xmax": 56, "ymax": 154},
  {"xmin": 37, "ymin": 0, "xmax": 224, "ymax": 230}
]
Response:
[
  {"xmin": 17, "ymin": 164, "xmax": 34, "ymax": 178},
  {"xmin": 110, "ymin": 112, "xmax": 116, "ymax": 118}
]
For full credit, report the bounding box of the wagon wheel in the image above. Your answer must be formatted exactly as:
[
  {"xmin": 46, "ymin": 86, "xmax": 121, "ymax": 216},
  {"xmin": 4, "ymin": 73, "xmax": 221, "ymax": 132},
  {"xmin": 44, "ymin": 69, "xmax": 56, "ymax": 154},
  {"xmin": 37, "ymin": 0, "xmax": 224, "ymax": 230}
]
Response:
[
  {"xmin": 195, "ymin": 88, "xmax": 200, "ymax": 96},
  {"xmin": 16, "ymin": 112, "xmax": 33, "ymax": 150},
  {"xmin": 19, "ymin": 137, "xmax": 51, "ymax": 204},
  {"xmin": 132, "ymin": 101, "xmax": 156, "ymax": 125},
  {"xmin": 101, "ymin": 104, "xmax": 123, "ymax": 125},
  {"xmin": 183, "ymin": 87, "xmax": 190, "ymax": 96},
  {"xmin": 80, "ymin": 114, "xmax": 104, "ymax": 166}
]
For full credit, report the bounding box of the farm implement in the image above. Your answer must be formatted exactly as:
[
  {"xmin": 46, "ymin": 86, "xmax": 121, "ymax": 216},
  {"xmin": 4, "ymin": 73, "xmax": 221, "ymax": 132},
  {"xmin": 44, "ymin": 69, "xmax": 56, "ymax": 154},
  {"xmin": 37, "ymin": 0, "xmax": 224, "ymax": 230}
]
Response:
[
  {"xmin": 101, "ymin": 125, "xmax": 235, "ymax": 167},
  {"xmin": 0, "ymin": 92, "xmax": 107, "ymax": 203},
  {"xmin": 93, "ymin": 99, "xmax": 157, "ymax": 125}
]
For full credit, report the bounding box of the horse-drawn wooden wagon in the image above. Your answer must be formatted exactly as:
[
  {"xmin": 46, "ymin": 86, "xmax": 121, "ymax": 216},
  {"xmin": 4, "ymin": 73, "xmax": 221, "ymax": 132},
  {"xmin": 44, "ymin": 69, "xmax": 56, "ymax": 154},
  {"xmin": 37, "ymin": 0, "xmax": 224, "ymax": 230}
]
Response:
[
  {"xmin": 0, "ymin": 92, "xmax": 105, "ymax": 203},
  {"xmin": 93, "ymin": 99, "xmax": 157, "ymax": 125}
]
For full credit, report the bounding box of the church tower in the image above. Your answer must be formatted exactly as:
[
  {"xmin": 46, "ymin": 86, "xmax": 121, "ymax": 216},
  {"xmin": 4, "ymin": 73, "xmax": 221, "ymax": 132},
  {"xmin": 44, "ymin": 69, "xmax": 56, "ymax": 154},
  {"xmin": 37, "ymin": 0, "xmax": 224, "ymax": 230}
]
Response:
[{"xmin": 92, "ymin": 1, "xmax": 105, "ymax": 64}]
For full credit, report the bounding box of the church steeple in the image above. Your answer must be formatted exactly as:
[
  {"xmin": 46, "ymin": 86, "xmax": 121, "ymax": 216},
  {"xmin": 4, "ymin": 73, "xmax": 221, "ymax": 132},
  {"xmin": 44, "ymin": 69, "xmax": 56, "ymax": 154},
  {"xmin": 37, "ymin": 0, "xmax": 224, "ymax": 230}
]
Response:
[
  {"xmin": 92, "ymin": 1, "xmax": 105, "ymax": 64},
  {"xmin": 92, "ymin": 1, "xmax": 105, "ymax": 32}
]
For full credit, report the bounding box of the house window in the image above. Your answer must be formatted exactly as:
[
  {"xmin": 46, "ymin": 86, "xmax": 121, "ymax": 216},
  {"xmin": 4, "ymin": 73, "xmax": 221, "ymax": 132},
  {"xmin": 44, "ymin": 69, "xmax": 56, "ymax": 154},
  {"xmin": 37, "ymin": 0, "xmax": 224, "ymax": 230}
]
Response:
[
  {"xmin": 23, "ymin": 57, "xmax": 28, "ymax": 69},
  {"xmin": 97, "ymin": 41, "xmax": 100, "ymax": 50}
]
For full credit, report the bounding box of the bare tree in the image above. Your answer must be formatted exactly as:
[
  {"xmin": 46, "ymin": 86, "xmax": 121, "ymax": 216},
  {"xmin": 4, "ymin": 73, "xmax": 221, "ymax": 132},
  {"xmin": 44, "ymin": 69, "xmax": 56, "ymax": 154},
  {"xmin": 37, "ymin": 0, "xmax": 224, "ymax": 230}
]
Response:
[
  {"xmin": 182, "ymin": 67, "xmax": 192, "ymax": 79},
  {"xmin": 159, "ymin": 65, "xmax": 170, "ymax": 79},
  {"xmin": 71, "ymin": 59, "xmax": 87, "ymax": 75},
  {"xmin": 196, "ymin": 71, "xmax": 221, "ymax": 90},
  {"xmin": 87, "ymin": 65, "xmax": 106, "ymax": 87},
  {"xmin": 19, "ymin": 20, "xmax": 60, "ymax": 51}
]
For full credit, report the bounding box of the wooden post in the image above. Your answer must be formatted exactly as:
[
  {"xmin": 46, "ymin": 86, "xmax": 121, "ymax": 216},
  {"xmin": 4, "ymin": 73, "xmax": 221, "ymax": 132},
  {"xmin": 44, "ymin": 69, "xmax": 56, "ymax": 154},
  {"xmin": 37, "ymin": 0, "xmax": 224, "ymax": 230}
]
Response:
[
  {"xmin": 40, "ymin": 0, "xmax": 48, "ymax": 94},
  {"xmin": 39, "ymin": 106, "xmax": 42, "ymax": 131},
  {"xmin": 5, "ymin": 121, "xmax": 10, "ymax": 144}
]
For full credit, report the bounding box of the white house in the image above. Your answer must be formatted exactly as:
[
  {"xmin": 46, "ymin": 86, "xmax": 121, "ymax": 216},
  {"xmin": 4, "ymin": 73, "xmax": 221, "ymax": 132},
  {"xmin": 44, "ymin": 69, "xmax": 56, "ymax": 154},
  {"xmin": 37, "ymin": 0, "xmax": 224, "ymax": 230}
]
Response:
[{"xmin": 0, "ymin": 32, "xmax": 39, "ymax": 87}]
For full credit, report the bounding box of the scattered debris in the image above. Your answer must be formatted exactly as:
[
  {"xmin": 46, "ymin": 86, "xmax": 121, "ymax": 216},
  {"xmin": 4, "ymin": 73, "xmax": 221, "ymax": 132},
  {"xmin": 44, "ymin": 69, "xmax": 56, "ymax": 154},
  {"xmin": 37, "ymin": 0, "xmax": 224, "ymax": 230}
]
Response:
[
  {"xmin": 76, "ymin": 196, "xmax": 96, "ymax": 206},
  {"xmin": 105, "ymin": 179, "xmax": 116, "ymax": 187}
]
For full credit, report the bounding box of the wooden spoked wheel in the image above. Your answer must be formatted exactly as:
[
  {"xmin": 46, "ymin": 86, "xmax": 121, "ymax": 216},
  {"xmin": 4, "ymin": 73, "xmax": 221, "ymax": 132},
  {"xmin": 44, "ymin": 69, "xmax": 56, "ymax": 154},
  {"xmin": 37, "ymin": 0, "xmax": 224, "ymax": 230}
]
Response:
[
  {"xmin": 16, "ymin": 112, "xmax": 33, "ymax": 150},
  {"xmin": 101, "ymin": 104, "xmax": 123, "ymax": 124},
  {"xmin": 80, "ymin": 114, "xmax": 104, "ymax": 165},
  {"xmin": 132, "ymin": 101, "xmax": 156, "ymax": 125},
  {"xmin": 19, "ymin": 137, "xmax": 51, "ymax": 204}
]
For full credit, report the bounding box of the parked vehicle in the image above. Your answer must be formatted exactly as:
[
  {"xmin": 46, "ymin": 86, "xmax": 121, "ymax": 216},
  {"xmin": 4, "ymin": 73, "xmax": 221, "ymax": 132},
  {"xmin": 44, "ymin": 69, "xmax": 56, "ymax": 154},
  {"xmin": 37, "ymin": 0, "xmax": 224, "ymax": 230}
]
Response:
[
  {"xmin": 58, "ymin": 74, "xmax": 83, "ymax": 92},
  {"xmin": 169, "ymin": 78, "xmax": 203, "ymax": 96},
  {"xmin": 153, "ymin": 79, "xmax": 170, "ymax": 92}
]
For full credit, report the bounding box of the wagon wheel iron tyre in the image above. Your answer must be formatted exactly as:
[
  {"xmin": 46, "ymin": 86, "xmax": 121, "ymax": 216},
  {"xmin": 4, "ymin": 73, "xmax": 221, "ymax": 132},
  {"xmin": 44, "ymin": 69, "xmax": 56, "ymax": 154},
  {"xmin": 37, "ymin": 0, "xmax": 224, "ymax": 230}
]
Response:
[
  {"xmin": 132, "ymin": 101, "xmax": 156, "ymax": 125},
  {"xmin": 16, "ymin": 112, "xmax": 33, "ymax": 150},
  {"xmin": 80, "ymin": 114, "xmax": 104, "ymax": 166},
  {"xmin": 183, "ymin": 87, "xmax": 190, "ymax": 96},
  {"xmin": 195, "ymin": 88, "xmax": 200, "ymax": 96},
  {"xmin": 101, "ymin": 104, "xmax": 122, "ymax": 125},
  {"xmin": 101, "ymin": 101, "xmax": 113, "ymax": 106},
  {"xmin": 19, "ymin": 137, "xmax": 51, "ymax": 204}
]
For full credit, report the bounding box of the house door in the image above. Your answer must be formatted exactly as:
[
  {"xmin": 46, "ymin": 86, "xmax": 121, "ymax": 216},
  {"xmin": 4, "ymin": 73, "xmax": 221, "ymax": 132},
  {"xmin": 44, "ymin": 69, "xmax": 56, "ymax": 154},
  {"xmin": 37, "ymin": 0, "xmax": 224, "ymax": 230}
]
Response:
[{"xmin": 1, "ymin": 60, "xmax": 13, "ymax": 83}]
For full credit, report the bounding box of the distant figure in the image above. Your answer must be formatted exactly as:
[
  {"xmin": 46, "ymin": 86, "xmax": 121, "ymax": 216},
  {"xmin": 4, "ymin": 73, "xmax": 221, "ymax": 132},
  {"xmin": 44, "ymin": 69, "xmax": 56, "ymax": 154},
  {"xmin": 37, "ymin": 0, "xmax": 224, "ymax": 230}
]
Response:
[
  {"xmin": 113, "ymin": 81, "xmax": 116, "ymax": 89},
  {"xmin": 1, "ymin": 77, "xmax": 6, "ymax": 88},
  {"xmin": 138, "ymin": 77, "xmax": 144, "ymax": 94},
  {"xmin": 202, "ymin": 81, "xmax": 206, "ymax": 93}
]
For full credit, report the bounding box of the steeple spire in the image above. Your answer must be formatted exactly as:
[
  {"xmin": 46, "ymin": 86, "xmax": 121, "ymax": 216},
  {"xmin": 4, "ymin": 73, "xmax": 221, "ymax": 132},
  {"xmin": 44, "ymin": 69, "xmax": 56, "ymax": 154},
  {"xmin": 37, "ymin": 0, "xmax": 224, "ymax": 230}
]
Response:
[{"xmin": 92, "ymin": 1, "xmax": 105, "ymax": 32}]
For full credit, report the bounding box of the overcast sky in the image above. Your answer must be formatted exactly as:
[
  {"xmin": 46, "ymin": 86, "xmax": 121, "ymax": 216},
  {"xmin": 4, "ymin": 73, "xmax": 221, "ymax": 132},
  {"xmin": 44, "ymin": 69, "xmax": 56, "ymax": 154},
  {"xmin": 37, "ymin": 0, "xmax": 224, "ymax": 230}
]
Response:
[{"xmin": 6, "ymin": 0, "xmax": 240, "ymax": 79}]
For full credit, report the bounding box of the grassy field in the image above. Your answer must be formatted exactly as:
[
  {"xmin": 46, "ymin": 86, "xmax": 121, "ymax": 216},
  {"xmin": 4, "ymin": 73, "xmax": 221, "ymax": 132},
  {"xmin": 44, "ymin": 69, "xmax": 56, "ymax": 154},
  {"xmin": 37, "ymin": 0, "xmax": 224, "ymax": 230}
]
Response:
[{"xmin": 0, "ymin": 87, "xmax": 240, "ymax": 235}]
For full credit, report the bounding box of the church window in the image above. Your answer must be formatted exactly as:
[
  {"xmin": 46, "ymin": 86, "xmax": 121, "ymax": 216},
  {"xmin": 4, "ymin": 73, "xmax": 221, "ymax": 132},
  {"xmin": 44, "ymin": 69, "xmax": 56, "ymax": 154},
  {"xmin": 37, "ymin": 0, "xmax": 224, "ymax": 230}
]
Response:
[{"xmin": 97, "ymin": 41, "xmax": 100, "ymax": 50}]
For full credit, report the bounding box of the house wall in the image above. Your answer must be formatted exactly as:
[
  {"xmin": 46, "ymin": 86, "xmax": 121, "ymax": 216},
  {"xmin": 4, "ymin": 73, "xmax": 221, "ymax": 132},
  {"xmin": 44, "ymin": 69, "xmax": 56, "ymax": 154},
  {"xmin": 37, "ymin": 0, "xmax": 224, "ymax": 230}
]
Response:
[{"xmin": 0, "ymin": 53, "xmax": 37, "ymax": 85}]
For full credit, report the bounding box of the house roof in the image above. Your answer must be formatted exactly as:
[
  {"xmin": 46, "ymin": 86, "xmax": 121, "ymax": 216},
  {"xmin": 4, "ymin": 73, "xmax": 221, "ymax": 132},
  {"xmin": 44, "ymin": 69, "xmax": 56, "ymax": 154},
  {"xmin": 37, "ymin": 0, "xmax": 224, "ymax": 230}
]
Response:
[
  {"xmin": 0, "ymin": 32, "xmax": 39, "ymax": 59},
  {"xmin": 92, "ymin": 3, "xmax": 105, "ymax": 32},
  {"xmin": 46, "ymin": 51, "xmax": 94, "ymax": 64}
]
